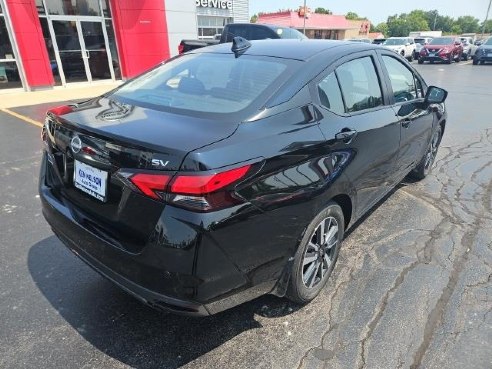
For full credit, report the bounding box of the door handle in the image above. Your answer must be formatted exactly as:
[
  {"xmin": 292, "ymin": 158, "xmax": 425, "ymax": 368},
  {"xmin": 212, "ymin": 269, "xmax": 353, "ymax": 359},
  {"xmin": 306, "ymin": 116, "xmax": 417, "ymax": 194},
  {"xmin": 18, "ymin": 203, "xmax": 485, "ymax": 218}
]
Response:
[
  {"xmin": 335, "ymin": 129, "xmax": 357, "ymax": 143},
  {"xmin": 401, "ymin": 119, "xmax": 411, "ymax": 128},
  {"xmin": 85, "ymin": 50, "xmax": 90, "ymax": 59}
]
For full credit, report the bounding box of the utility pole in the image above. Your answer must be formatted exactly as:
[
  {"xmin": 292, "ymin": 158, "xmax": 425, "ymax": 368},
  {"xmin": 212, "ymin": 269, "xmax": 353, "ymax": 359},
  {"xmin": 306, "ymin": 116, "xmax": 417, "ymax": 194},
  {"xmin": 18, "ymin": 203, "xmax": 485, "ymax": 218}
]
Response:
[
  {"xmin": 482, "ymin": 0, "xmax": 492, "ymax": 39},
  {"xmin": 303, "ymin": 0, "xmax": 307, "ymax": 35},
  {"xmin": 433, "ymin": 12, "xmax": 438, "ymax": 31}
]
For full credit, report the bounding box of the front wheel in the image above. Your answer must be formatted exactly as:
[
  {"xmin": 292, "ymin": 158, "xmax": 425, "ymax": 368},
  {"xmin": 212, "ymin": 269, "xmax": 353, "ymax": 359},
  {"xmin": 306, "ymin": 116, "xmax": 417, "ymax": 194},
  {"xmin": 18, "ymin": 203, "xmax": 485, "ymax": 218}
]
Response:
[
  {"xmin": 286, "ymin": 202, "xmax": 345, "ymax": 304},
  {"xmin": 418, "ymin": 58, "xmax": 424, "ymax": 64},
  {"xmin": 463, "ymin": 53, "xmax": 469, "ymax": 61},
  {"xmin": 410, "ymin": 125, "xmax": 443, "ymax": 180}
]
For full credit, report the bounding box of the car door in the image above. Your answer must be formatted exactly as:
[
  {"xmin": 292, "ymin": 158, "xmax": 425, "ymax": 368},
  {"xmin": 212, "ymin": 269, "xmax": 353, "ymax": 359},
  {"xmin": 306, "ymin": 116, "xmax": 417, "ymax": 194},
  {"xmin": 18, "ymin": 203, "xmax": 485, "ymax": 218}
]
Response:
[
  {"xmin": 315, "ymin": 51, "xmax": 401, "ymax": 218},
  {"xmin": 378, "ymin": 51, "xmax": 434, "ymax": 179}
]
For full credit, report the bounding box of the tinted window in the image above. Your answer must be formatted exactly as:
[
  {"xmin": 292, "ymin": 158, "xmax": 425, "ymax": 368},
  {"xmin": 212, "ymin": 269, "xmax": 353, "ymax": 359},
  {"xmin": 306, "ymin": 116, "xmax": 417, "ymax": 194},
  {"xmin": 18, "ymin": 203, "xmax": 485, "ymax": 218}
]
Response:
[
  {"xmin": 111, "ymin": 54, "xmax": 288, "ymax": 115},
  {"xmin": 336, "ymin": 57, "xmax": 383, "ymax": 113},
  {"xmin": 383, "ymin": 39, "xmax": 406, "ymax": 45},
  {"xmin": 318, "ymin": 73, "xmax": 345, "ymax": 115},
  {"xmin": 485, "ymin": 37, "xmax": 492, "ymax": 45},
  {"xmin": 382, "ymin": 55, "xmax": 419, "ymax": 102},
  {"xmin": 250, "ymin": 27, "xmax": 274, "ymax": 40},
  {"xmin": 225, "ymin": 25, "xmax": 273, "ymax": 41}
]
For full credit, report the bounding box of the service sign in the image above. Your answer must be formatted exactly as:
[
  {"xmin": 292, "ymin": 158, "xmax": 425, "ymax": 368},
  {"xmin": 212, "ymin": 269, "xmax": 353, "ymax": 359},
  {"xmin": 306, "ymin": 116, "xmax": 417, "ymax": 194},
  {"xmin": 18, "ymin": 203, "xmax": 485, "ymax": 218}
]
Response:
[{"xmin": 196, "ymin": 0, "xmax": 233, "ymax": 10}]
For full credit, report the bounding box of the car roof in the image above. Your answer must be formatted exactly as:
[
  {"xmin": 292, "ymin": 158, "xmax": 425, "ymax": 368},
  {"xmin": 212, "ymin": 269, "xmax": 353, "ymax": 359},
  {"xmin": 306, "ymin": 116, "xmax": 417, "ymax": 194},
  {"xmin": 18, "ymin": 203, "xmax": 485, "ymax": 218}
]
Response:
[{"xmin": 190, "ymin": 39, "xmax": 377, "ymax": 61}]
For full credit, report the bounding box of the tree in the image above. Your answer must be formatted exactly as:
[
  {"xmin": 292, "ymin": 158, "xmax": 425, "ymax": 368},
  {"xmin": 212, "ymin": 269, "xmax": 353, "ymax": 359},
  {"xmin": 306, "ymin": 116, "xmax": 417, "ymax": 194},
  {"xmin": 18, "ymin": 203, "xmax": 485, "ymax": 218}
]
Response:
[
  {"xmin": 250, "ymin": 14, "xmax": 258, "ymax": 23},
  {"xmin": 451, "ymin": 24, "xmax": 462, "ymax": 34},
  {"xmin": 375, "ymin": 22, "xmax": 388, "ymax": 36},
  {"xmin": 315, "ymin": 7, "xmax": 332, "ymax": 15},
  {"xmin": 386, "ymin": 11, "xmax": 429, "ymax": 37},
  {"xmin": 481, "ymin": 19, "xmax": 492, "ymax": 33},
  {"xmin": 456, "ymin": 16, "xmax": 480, "ymax": 33},
  {"xmin": 346, "ymin": 12, "xmax": 360, "ymax": 20}
]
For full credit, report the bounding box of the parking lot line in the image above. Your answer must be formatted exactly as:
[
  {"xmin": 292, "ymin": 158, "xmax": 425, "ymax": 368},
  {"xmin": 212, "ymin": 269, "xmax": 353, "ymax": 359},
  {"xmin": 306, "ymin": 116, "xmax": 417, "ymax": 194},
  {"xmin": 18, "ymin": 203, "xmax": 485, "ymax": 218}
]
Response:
[
  {"xmin": 0, "ymin": 108, "xmax": 43, "ymax": 128},
  {"xmin": 458, "ymin": 61, "xmax": 473, "ymax": 66}
]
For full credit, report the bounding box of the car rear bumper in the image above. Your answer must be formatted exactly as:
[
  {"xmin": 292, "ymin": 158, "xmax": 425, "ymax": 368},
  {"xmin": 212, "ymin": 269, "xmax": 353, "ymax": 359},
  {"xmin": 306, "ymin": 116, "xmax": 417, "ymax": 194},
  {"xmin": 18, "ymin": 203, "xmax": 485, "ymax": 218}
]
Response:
[
  {"xmin": 419, "ymin": 55, "xmax": 452, "ymax": 63},
  {"xmin": 39, "ymin": 153, "xmax": 283, "ymax": 316}
]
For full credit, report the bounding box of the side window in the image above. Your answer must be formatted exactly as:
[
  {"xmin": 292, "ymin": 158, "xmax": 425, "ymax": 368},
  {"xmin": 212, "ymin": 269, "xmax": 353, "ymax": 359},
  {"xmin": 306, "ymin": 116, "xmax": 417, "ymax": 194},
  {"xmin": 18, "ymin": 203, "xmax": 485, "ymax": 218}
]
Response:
[
  {"xmin": 382, "ymin": 55, "xmax": 418, "ymax": 102},
  {"xmin": 336, "ymin": 56, "xmax": 383, "ymax": 113},
  {"xmin": 318, "ymin": 72, "xmax": 345, "ymax": 115}
]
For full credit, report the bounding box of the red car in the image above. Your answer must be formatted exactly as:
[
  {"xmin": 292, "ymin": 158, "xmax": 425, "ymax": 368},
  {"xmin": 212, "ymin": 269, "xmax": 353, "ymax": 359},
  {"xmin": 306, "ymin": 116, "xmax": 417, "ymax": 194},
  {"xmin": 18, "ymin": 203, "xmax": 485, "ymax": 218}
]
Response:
[{"xmin": 419, "ymin": 36, "xmax": 463, "ymax": 64}]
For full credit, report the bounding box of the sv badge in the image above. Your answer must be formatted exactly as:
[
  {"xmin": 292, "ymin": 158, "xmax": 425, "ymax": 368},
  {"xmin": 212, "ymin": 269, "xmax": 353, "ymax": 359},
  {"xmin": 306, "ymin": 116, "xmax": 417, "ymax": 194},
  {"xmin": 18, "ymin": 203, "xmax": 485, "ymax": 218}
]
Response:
[{"xmin": 151, "ymin": 159, "xmax": 170, "ymax": 168}]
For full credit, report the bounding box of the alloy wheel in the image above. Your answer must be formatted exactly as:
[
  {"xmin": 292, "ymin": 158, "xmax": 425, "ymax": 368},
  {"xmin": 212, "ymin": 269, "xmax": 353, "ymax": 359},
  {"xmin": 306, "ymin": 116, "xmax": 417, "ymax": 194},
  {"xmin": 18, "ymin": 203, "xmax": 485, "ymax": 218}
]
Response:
[
  {"xmin": 301, "ymin": 217, "xmax": 339, "ymax": 289},
  {"xmin": 424, "ymin": 129, "xmax": 441, "ymax": 172}
]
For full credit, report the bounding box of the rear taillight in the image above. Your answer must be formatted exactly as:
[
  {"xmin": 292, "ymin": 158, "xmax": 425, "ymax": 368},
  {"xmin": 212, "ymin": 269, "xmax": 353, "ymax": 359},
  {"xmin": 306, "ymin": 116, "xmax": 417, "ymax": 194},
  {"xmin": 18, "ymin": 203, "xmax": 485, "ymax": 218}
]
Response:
[
  {"xmin": 129, "ymin": 164, "xmax": 252, "ymax": 211},
  {"xmin": 48, "ymin": 105, "xmax": 74, "ymax": 116},
  {"xmin": 130, "ymin": 173, "xmax": 171, "ymax": 200},
  {"xmin": 178, "ymin": 43, "xmax": 185, "ymax": 54}
]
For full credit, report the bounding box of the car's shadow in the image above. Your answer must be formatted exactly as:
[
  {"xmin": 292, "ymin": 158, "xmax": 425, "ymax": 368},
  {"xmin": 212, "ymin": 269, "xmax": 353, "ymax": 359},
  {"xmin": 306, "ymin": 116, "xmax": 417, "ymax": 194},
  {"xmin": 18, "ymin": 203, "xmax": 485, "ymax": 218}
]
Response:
[{"xmin": 28, "ymin": 236, "xmax": 301, "ymax": 368}]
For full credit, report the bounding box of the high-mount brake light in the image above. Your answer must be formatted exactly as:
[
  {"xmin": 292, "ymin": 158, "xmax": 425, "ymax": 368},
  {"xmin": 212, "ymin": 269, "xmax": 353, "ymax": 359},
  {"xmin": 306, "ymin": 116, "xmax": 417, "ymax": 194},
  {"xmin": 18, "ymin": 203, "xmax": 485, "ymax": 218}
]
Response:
[{"xmin": 47, "ymin": 105, "xmax": 74, "ymax": 116}]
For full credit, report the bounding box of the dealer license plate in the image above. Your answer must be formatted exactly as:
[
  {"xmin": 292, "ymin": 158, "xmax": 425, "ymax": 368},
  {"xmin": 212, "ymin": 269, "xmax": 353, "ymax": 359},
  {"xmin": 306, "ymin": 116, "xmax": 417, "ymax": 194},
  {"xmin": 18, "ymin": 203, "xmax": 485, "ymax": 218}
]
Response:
[{"xmin": 74, "ymin": 160, "xmax": 108, "ymax": 202}]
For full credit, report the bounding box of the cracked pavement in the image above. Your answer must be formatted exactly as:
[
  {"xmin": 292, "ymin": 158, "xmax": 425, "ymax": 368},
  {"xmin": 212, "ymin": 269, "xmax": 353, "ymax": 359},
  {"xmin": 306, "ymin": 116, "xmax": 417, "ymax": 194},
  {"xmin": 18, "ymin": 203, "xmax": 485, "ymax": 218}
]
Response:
[{"xmin": 0, "ymin": 63, "xmax": 491, "ymax": 369}]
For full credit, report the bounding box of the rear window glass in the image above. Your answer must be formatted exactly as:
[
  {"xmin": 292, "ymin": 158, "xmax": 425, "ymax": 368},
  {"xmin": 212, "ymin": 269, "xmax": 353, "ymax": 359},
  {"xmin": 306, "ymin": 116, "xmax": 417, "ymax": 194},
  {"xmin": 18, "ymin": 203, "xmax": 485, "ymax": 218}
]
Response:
[
  {"xmin": 430, "ymin": 37, "xmax": 453, "ymax": 45},
  {"xmin": 110, "ymin": 54, "xmax": 288, "ymax": 115}
]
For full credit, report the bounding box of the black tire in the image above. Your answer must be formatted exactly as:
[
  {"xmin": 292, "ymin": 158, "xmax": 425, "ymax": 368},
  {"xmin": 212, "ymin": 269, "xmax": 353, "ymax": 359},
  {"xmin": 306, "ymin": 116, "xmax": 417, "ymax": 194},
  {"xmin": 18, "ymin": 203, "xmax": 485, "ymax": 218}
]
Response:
[
  {"xmin": 407, "ymin": 54, "xmax": 414, "ymax": 62},
  {"xmin": 418, "ymin": 58, "xmax": 424, "ymax": 64},
  {"xmin": 455, "ymin": 53, "xmax": 461, "ymax": 62},
  {"xmin": 410, "ymin": 125, "xmax": 443, "ymax": 181},
  {"xmin": 473, "ymin": 58, "xmax": 478, "ymax": 65},
  {"xmin": 463, "ymin": 53, "xmax": 469, "ymax": 61},
  {"xmin": 286, "ymin": 202, "xmax": 345, "ymax": 304}
]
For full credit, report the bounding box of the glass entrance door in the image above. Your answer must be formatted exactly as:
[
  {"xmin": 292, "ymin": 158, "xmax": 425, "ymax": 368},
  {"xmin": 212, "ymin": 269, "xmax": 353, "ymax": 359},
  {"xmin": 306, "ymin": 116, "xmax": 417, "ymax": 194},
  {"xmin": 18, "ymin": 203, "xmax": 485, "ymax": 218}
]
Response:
[
  {"xmin": 80, "ymin": 21, "xmax": 112, "ymax": 81},
  {"xmin": 50, "ymin": 17, "xmax": 114, "ymax": 85},
  {"xmin": 52, "ymin": 20, "xmax": 89, "ymax": 83}
]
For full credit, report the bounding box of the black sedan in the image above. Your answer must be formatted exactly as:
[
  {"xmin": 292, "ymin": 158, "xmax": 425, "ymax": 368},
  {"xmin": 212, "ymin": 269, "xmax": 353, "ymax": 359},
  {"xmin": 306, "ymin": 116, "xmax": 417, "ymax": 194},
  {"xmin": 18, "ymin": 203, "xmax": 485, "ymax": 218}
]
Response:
[{"xmin": 40, "ymin": 38, "xmax": 448, "ymax": 316}]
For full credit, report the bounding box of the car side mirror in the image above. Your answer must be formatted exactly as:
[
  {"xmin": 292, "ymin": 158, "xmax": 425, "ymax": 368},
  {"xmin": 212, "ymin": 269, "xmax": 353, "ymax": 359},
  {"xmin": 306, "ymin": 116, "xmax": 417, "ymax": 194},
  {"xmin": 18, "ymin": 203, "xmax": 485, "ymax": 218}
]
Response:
[{"xmin": 425, "ymin": 86, "xmax": 448, "ymax": 104}]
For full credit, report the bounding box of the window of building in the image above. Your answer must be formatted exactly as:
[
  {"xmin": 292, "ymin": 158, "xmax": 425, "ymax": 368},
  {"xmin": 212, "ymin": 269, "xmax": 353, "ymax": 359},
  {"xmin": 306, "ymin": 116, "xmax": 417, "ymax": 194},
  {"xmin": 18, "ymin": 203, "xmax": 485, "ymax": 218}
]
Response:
[
  {"xmin": 198, "ymin": 16, "xmax": 232, "ymax": 39},
  {"xmin": 0, "ymin": 3, "xmax": 23, "ymax": 89},
  {"xmin": 44, "ymin": 0, "xmax": 102, "ymax": 16},
  {"xmin": 336, "ymin": 57, "xmax": 383, "ymax": 113}
]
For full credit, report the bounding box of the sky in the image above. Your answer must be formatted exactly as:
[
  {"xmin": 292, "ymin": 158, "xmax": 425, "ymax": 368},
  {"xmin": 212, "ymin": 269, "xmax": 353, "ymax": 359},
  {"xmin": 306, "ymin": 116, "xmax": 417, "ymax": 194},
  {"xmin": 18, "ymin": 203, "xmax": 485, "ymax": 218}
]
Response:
[{"xmin": 249, "ymin": 0, "xmax": 491, "ymax": 25}]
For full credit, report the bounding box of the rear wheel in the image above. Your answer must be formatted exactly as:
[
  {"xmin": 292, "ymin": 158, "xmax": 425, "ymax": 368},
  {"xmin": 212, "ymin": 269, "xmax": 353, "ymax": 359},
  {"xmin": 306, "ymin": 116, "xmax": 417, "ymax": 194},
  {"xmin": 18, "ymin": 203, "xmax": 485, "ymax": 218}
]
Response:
[
  {"xmin": 286, "ymin": 202, "xmax": 344, "ymax": 304},
  {"xmin": 418, "ymin": 58, "xmax": 424, "ymax": 64},
  {"xmin": 473, "ymin": 58, "xmax": 479, "ymax": 65},
  {"xmin": 411, "ymin": 125, "xmax": 443, "ymax": 180}
]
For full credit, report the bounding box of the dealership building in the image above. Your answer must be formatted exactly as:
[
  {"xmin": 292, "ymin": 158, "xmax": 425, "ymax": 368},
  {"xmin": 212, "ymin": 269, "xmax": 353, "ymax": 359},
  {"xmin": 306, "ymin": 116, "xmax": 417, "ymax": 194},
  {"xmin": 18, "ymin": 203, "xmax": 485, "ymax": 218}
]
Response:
[{"xmin": 0, "ymin": 0, "xmax": 248, "ymax": 92}]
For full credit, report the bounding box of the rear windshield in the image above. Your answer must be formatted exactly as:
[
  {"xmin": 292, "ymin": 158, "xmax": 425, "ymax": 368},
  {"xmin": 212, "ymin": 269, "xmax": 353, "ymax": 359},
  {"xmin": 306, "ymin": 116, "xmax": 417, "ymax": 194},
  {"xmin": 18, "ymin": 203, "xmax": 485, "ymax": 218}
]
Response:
[
  {"xmin": 430, "ymin": 37, "xmax": 453, "ymax": 45},
  {"xmin": 110, "ymin": 54, "xmax": 289, "ymax": 115}
]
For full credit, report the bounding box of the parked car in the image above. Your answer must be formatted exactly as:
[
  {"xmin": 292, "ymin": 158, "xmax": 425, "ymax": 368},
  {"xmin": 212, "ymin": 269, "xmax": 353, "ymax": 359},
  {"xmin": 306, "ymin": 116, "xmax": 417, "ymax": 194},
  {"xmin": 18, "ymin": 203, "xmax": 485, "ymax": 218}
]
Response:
[
  {"xmin": 372, "ymin": 38, "xmax": 386, "ymax": 45},
  {"xmin": 473, "ymin": 37, "xmax": 492, "ymax": 65},
  {"xmin": 40, "ymin": 39, "xmax": 447, "ymax": 316},
  {"xmin": 418, "ymin": 36, "xmax": 463, "ymax": 64},
  {"xmin": 346, "ymin": 38, "xmax": 372, "ymax": 43},
  {"xmin": 382, "ymin": 37, "xmax": 416, "ymax": 61},
  {"xmin": 413, "ymin": 37, "xmax": 433, "ymax": 59},
  {"xmin": 460, "ymin": 36, "xmax": 476, "ymax": 60},
  {"xmin": 179, "ymin": 23, "xmax": 307, "ymax": 54}
]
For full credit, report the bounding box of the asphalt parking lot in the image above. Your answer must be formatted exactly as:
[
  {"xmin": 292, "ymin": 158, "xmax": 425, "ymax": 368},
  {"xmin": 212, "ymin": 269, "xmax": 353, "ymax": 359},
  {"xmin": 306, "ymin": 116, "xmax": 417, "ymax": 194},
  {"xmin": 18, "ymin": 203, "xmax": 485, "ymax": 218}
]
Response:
[{"xmin": 1, "ymin": 60, "xmax": 491, "ymax": 369}]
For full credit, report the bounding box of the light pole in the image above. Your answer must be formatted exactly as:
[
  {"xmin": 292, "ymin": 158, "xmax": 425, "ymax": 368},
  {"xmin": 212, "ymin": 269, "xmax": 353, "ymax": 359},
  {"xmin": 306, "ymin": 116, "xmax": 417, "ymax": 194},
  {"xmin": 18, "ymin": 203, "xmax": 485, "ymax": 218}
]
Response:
[
  {"xmin": 482, "ymin": 0, "xmax": 492, "ymax": 39},
  {"xmin": 303, "ymin": 0, "xmax": 307, "ymax": 35}
]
